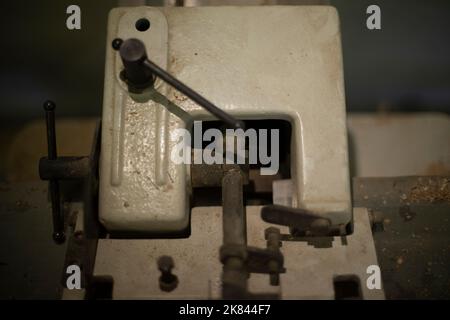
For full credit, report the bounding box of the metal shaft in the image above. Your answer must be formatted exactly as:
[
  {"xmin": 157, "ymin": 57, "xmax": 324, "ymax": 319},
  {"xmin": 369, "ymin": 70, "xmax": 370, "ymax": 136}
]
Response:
[
  {"xmin": 43, "ymin": 101, "xmax": 65, "ymax": 244},
  {"xmin": 113, "ymin": 38, "xmax": 243, "ymax": 129},
  {"xmin": 221, "ymin": 169, "xmax": 248, "ymax": 299},
  {"xmin": 143, "ymin": 59, "xmax": 244, "ymax": 130},
  {"xmin": 222, "ymin": 169, "xmax": 246, "ymax": 246}
]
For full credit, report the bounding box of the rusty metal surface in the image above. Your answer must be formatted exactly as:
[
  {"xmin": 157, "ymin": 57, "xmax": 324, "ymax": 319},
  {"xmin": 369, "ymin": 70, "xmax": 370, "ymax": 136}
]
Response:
[
  {"xmin": 353, "ymin": 176, "xmax": 450, "ymax": 208},
  {"xmin": 353, "ymin": 176, "xmax": 450, "ymax": 299},
  {"xmin": 39, "ymin": 157, "xmax": 90, "ymax": 181},
  {"xmin": 372, "ymin": 205, "xmax": 450, "ymax": 299}
]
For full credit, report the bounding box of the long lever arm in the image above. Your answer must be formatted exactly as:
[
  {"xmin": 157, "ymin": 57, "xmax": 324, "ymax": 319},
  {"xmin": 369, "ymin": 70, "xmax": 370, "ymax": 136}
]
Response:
[{"xmin": 113, "ymin": 38, "xmax": 244, "ymax": 129}]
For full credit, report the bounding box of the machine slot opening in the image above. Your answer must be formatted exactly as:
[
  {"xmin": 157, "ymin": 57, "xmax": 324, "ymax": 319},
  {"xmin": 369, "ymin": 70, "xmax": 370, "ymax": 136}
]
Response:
[{"xmin": 191, "ymin": 119, "xmax": 292, "ymax": 207}]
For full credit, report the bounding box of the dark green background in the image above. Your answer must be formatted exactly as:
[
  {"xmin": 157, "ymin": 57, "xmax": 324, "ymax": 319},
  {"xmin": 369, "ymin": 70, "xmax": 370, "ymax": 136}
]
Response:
[{"xmin": 1, "ymin": 0, "xmax": 449, "ymax": 123}]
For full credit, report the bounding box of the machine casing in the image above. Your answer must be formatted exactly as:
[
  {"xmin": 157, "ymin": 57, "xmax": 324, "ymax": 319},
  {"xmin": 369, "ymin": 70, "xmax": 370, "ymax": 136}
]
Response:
[{"xmin": 99, "ymin": 6, "xmax": 352, "ymax": 234}]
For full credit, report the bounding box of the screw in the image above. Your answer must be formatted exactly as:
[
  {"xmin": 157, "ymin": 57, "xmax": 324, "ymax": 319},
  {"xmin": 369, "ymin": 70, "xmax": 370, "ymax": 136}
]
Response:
[
  {"xmin": 265, "ymin": 227, "xmax": 282, "ymax": 286},
  {"xmin": 157, "ymin": 255, "xmax": 178, "ymax": 292},
  {"xmin": 265, "ymin": 227, "xmax": 282, "ymax": 249}
]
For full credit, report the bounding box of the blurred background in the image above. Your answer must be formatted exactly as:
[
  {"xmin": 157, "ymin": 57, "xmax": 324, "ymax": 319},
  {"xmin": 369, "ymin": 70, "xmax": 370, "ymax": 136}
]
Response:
[
  {"xmin": 0, "ymin": 0, "xmax": 449, "ymax": 180},
  {"xmin": 1, "ymin": 0, "xmax": 450, "ymax": 120}
]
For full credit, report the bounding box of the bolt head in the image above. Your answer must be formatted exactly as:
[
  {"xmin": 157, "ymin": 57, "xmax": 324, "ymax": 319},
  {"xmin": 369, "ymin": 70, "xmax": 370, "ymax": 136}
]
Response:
[{"xmin": 157, "ymin": 255, "xmax": 174, "ymax": 271}]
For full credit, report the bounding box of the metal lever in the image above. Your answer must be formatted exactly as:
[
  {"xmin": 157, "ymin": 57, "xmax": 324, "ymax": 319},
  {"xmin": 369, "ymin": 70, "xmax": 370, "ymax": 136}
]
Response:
[
  {"xmin": 219, "ymin": 167, "xmax": 284, "ymax": 299},
  {"xmin": 221, "ymin": 168, "xmax": 248, "ymax": 299},
  {"xmin": 39, "ymin": 101, "xmax": 92, "ymax": 244},
  {"xmin": 112, "ymin": 38, "xmax": 244, "ymax": 130},
  {"xmin": 261, "ymin": 204, "xmax": 332, "ymax": 236},
  {"xmin": 42, "ymin": 101, "xmax": 65, "ymax": 244}
]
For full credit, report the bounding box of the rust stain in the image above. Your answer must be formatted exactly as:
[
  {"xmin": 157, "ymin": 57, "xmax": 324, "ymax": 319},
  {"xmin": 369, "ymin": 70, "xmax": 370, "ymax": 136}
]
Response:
[
  {"xmin": 173, "ymin": 91, "xmax": 187, "ymax": 102},
  {"xmin": 423, "ymin": 161, "xmax": 450, "ymax": 176}
]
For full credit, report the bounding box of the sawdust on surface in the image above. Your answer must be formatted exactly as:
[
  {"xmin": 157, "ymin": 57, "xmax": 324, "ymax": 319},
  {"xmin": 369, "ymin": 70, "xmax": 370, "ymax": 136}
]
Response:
[{"xmin": 401, "ymin": 177, "xmax": 450, "ymax": 204}]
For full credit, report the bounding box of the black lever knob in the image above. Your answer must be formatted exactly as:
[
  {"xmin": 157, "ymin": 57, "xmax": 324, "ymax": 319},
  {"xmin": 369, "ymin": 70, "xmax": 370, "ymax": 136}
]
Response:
[{"xmin": 115, "ymin": 38, "xmax": 154, "ymax": 92}]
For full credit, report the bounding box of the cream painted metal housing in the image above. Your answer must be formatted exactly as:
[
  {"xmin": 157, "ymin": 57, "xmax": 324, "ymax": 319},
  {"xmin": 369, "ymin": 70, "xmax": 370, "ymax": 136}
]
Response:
[
  {"xmin": 94, "ymin": 207, "xmax": 383, "ymax": 299},
  {"xmin": 99, "ymin": 6, "xmax": 352, "ymax": 233}
]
